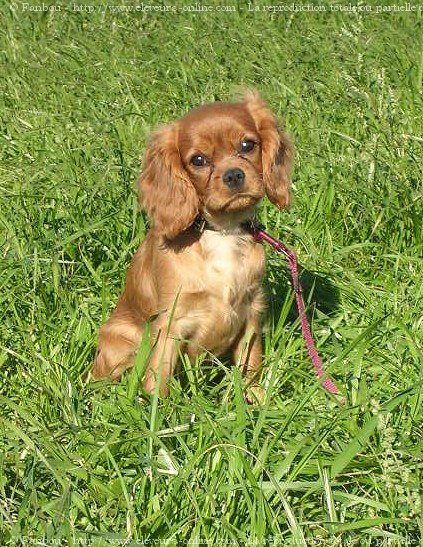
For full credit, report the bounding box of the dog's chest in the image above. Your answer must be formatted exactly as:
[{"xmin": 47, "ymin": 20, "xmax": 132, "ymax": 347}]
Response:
[
  {"xmin": 201, "ymin": 231, "xmax": 254, "ymax": 306},
  {"xmin": 176, "ymin": 230, "xmax": 264, "ymax": 354}
]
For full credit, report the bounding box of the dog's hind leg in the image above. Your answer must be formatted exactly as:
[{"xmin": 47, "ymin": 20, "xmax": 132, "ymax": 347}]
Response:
[{"xmin": 91, "ymin": 310, "xmax": 143, "ymax": 381}]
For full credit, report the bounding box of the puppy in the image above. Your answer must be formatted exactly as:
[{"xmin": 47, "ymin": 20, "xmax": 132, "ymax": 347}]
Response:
[{"xmin": 91, "ymin": 92, "xmax": 292, "ymax": 402}]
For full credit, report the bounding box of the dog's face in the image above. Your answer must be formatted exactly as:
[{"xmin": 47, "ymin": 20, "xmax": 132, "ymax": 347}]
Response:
[
  {"xmin": 139, "ymin": 92, "xmax": 292, "ymax": 238},
  {"xmin": 178, "ymin": 102, "xmax": 265, "ymax": 219}
]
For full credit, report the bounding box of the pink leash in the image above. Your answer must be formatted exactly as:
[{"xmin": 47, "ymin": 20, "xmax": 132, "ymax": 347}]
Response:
[{"xmin": 248, "ymin": 221, "xmax": 344, "ymax": 403}]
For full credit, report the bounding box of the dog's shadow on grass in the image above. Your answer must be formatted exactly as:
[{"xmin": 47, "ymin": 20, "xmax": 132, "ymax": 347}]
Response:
[{"xmin": 265, "ymin": 261, "xmax": 342, "ymax": 324}]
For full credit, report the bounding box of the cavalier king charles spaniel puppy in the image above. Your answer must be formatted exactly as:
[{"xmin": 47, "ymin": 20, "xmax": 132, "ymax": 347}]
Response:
[{"xmin": 91, "ymin": 92, "xmax": 292, "ymax": 402}]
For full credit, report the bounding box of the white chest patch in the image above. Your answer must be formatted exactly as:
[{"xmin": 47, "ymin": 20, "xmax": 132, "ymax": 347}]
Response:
[
  {"xmin": 201, "ymin": 230, "xmax": 252, "ymax": 306},
  {"xmin": 174, "ymin": 229, "xmax": 264, "ymax": 354}
]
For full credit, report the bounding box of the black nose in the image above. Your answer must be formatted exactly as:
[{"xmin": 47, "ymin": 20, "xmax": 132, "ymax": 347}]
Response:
[{"xmin": 222, "ymin": 168, "xmax": 245, "ymax": 190}]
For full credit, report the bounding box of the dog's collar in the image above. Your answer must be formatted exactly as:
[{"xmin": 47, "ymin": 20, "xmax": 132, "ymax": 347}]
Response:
[
  {"xmin": 192, "ymin": 215, "xmax": 254, "ymax": 235},
  {"xmin": 192, "ymin": 215, "xmax": 217, "ymax": 233}
]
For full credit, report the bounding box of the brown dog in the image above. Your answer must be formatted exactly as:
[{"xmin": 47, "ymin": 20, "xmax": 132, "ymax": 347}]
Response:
[{"xmin": 91, "ymin": 92, "xmax": 292, "ymax": 401}]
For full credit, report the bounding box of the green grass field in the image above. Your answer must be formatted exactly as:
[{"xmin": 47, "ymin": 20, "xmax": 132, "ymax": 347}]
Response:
[{"xmin": 1, "ymin": 1, "xmax": 422, "ymax": 544}]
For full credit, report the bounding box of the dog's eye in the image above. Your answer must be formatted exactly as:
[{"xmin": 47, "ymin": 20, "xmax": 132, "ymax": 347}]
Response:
[
  {"xmin": 190, "ymin": 154, "xmax": 207, "ymax": 167},
  {"xmin": 240, "ymin": 140, "xmax": 256, "ymax": 153}
]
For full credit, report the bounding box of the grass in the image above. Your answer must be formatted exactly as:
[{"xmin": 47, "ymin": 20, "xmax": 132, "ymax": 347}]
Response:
[{"xmin": 0, "ymin": 1, "xmax": 422, "ymax": 544}]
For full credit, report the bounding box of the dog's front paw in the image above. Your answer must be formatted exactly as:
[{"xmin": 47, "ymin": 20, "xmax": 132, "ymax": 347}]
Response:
[{"xmin": 246, "ymin": 385, "xmax": 265, "ymax": 405}]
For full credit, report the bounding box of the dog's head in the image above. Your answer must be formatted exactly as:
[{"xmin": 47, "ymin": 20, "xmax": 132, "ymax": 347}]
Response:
[{"xmin": 139, "ymin": 92, "xmax": 293, "ymax": 238}]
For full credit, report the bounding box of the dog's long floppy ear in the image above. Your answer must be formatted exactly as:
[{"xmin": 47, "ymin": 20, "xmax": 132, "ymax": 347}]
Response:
[
  {"xmin": 138, "ymin": 123, "xmax": 199, "ymax": 239},
  {"xmin": 243, "ymin": 92, "xmax": 293, "ymax": 209}
]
